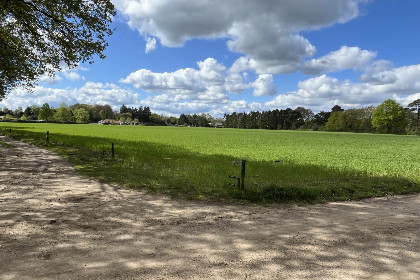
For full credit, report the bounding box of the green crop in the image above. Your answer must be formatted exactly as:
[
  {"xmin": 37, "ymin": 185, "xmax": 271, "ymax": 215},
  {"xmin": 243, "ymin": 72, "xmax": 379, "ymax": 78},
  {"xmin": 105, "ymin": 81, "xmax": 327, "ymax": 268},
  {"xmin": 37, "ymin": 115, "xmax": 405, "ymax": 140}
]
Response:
[{"xmin": 1, "ymin": 123, "xmax": 419, "ymax": 204}]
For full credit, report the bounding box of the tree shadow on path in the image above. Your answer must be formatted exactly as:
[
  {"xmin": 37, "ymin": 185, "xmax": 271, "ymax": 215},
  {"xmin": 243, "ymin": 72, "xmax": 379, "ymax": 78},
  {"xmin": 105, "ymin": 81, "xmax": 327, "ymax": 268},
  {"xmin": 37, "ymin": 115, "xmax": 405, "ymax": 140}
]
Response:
[{"xmin": 1, "ymin": 136, "xmax": 419, "ymax": 279}]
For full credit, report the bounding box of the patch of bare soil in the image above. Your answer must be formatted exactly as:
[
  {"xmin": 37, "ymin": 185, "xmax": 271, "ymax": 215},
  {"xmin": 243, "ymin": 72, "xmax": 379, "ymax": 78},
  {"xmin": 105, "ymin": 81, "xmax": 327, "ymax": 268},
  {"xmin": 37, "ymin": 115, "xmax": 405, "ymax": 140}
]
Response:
[{"xmin": 1, "ymin": 135, "xmax": 419, "ymax": 279}]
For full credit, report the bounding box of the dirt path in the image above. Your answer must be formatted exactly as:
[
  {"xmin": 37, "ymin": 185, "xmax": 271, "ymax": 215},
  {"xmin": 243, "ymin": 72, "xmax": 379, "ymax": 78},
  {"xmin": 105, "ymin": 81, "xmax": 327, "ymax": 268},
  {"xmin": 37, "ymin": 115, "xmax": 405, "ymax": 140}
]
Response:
[{"xmin": 1, "ymin": 135, "xmax": 420, "ymax": 279}]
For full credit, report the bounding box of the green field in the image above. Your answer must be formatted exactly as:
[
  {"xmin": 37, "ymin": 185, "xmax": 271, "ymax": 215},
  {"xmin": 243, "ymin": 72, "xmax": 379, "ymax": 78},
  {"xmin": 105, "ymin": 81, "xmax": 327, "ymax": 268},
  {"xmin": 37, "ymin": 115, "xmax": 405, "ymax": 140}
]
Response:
[{"xmin": 1, "ymin": 122, "xmax": 420, "ymax": 203}]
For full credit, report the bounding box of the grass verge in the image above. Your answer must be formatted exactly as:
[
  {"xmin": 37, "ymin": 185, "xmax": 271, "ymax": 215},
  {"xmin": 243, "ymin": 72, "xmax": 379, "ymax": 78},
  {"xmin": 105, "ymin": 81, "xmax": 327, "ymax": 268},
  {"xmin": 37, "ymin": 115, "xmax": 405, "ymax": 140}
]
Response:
[{"xmin": 1, "ymin": 126, "xmax": 419, "ymax": 205}]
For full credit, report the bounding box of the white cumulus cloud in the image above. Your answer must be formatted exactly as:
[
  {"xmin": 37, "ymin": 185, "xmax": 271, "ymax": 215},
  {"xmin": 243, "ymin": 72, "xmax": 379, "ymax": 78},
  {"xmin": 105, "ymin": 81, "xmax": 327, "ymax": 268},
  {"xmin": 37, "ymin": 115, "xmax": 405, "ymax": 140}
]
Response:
[
  {"xmin": 121, "ymin": 57, "xmax": 281, "ymax": 102},
  {"xmin": 252, "ymin": 74, "xmax": 277, "ymax": 96},
  {"xmin": 265, "ymin": 64, "xmax": 420, "ymax": 112},
  {"xmin": 0, "ymin": 82, "xmax": 140, "ymax": 111},
  {"xmin": 113, "ymin": 0, "xmax": 365, "ymax": 74},
  {"xmin": 302, "ymin": 46, "xmax": 377, "ymax": 75}
]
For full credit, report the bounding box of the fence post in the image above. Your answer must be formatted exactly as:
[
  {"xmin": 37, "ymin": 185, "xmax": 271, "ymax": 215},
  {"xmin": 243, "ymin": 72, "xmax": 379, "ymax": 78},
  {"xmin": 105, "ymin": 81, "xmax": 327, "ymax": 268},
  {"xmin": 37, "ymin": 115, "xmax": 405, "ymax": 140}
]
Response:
[
  {"xmin": 240, "ymin": 159, "xmax": 246, "ymax": 190},
  {"xmin": 111, "ymin": 142, "xmax": 115, "ymax": 158},
  {"xmin": 46, "ymin": 131, "xmax": 49, "ymax": 143}
]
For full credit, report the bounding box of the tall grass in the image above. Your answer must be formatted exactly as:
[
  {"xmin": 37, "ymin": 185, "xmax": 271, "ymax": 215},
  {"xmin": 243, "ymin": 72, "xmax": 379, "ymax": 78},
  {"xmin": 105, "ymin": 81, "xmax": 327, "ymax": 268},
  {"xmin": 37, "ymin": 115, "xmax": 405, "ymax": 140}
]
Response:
[{"xmin": 1, "ymin": 123, "xmax": 419, "ymax": 203}]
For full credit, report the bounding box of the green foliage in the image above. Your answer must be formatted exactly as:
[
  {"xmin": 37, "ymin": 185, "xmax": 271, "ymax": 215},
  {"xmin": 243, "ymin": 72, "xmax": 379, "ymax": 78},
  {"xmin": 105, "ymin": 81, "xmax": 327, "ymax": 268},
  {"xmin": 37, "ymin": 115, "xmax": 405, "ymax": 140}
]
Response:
[
  {"xmin": 54, "ymin": 106, "xmax": 74, "ymax": 123},
  {"xmin": 73, "ymin": 108, "xmax": 90, "ymax": 124},
  {"xmin": 0, "ymin": 0, "xmax": 115, "ymax": 99},
  {"xmin": 38, "ymin": 103, "xmax": 54, "ymax": 121},
  {"xmin": 1, "ymin": 114, "xmax": 15, "ymax": 121},
  {"xmin": 372, "ymin": 99, "xmax": 408, "ymax": 134},
  {"xmin": 2, "ymin": 123, "xmax": 420, "ymax": 204},
  {"xmin": 326, "ymin": 107, "xmax": 374, "ymax": 133},
  {"xmin": 325, "ymin": 111, "xmax": 344, "ymax": 132},
  {"xmin": 224, "ymin": 109, "xmax": 304, "ymax": 129},
  {"xmin": 407, "ymin": 99, "xmax": 420, "ymax": 132}
]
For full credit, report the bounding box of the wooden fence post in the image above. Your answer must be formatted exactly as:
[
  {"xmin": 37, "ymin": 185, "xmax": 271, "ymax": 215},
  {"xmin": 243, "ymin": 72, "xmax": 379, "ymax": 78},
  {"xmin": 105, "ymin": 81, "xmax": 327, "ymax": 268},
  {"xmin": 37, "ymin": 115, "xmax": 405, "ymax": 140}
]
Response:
[{"xmin": 240, "ymin": 159, "xmax": 246, "ymax": 190}]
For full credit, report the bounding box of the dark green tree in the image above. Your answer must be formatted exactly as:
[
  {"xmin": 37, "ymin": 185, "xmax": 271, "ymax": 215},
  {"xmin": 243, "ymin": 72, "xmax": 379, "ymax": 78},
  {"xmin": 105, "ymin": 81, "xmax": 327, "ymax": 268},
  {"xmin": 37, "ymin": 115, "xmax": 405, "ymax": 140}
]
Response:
[
  {"xmin": 38, "ymin": 103, "xmax": 54, "ymax": 121},
  {"xmin": 178, "ymin": 114, "xmax": 189, "ymax": 126},
  {"xmin": 24, "ymin": 106, "xmax": 32, "ymax": 117},
  {"xmin": 331, "ymin": 105, "xmax": 344, "ymax": 112},
  {"xmin": 0, "ymin": 0, "xmax": 115, "ymax": 99},
  {"xmin": 120, "ymin": 104, "xmax": 128, "ymax": 114},
  {"xmin": 313, "ymin": 111, "xmax": 331, "ymax": 128},
  {"xmin": 407, "ymin": 99, "xmax": 420, "ymax": 130}
]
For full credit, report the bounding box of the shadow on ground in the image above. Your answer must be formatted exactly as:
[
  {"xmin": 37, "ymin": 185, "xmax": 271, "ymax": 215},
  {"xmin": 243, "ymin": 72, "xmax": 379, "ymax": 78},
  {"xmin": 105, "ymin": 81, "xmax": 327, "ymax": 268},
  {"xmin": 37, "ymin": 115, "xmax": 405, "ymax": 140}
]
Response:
[{"xmin": 0, "ymin": 136, "xmax": 420, "ymax": 279}]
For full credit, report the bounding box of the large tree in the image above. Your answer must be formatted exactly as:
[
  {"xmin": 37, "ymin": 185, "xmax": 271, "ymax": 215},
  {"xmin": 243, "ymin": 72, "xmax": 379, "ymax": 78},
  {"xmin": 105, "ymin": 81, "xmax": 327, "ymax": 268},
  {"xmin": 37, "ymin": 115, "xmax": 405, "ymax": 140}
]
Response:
[
  {"xmin": 372, "ymin": 99, "xmax": 408, "ymax": 134},
  {"xmin": 0, "ymin": 0, "xmax": 115, "ymax": 99},
  {"xmin": 407, "ymin": 99, "xmax": 420, "ymax": 130},
  {"xmin": 38, "ymin": 103, "xmax": 54, "ymax": 121}
]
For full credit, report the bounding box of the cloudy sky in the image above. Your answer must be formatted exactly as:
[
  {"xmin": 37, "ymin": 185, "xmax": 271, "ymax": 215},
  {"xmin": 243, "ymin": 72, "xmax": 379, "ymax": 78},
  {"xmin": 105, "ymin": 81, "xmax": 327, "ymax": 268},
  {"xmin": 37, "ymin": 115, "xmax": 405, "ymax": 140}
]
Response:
[{"xmin": 2, "ymin": 0, "xmax": 420, "ymax": 117}]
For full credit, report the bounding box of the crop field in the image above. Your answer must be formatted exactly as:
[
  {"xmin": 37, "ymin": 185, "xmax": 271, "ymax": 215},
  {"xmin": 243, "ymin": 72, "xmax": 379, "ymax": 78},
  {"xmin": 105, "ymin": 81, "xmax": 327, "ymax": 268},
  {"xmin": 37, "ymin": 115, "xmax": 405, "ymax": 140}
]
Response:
[{"xmin": 1, "ymin": 122, "xmax": 420, "ymax": 203}]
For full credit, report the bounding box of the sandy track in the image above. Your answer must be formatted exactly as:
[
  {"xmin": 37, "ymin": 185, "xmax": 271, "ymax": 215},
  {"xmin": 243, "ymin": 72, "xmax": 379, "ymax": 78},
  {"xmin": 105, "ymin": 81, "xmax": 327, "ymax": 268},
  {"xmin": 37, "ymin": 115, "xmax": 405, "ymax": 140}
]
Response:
[{"xmin": 0, "ymin": 135, "xmax": 419, "ymax": 279}]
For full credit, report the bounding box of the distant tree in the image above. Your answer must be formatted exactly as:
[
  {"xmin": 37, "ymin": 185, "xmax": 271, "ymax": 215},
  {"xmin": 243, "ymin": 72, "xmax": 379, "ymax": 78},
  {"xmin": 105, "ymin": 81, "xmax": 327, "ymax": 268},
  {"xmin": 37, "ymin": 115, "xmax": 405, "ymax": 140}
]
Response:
[
  {"xmin": 325, "ymin": 107, "xmax": 374, "ymax": 133},
  {"xmin": 13, "ymin": 107, "xmax": 23, "ymax": 118},
  {"xmin": 178, "ymin": 114, "xmax": 189, "ymax": 126},
  {"xmin": 30, "ymin": 105, "xmax": 41, "ymax": 119},
  {"xmin": 372, "ymin": 99, "xmax": 408, "ymax": 134},
  {"xmin": 101, "ymin": 105, "xmax": 114, "ymax": 119},
  {"xmin": 73, "ymin": 108, "xmax": 90, "ymax": 124},
  {"xmin": 54, "ymin": 106, "xmax": 73, "ymax": 123},
  {"xmin": 38, "ymin": 103, "xmax": 54, "ymax": 121},
  {"xmin": 2, "ymin": 114, "xmax": 14, "ymax": 121},
  {"xmin": 2, "ymin": 106, "xmax": 11, "ymax": 115},
  {"xmin": 313, "ymin": 111, "xmax": 331, "ymax": 129},
  {"xmin": 69, "ymin": 103, "xmax": 95, "ymax": 122},
  {"xmin": 247, "ymin": 111, "xmax": 260, "ymax": 129},
  {"xmin": 142, "ymin": 106, "xmax": 152, "ymax": 123},
  {"xmin": 295, "ymin": 107, "xmax": 314, "ymax": 124},
  {"xmin": 407, "ymin": 99, "xmax": 420, "ymax": 131},
  {"xmin": 331, "ymin": 105, "xmax": 344, "ymax": 112},
  {"xmin": 167, "ymin": 116, "xmax": 178, "ymax": 126},
  {"xmin": 99, "ymin": 110, "xmax": 106, "ymax": 120},
  {"xmin": 325, "ymin": 111, "xmax": 344, "ymax": 132},
  {"xmin": 237, "ymin": 112, "xmax": 247, "ymax": 129},
  {"xmin": 151, "ymin": 113, "xmax": 166, "ymax": 125},
  {"xmin": 120, "ymin": 104, "xmax": 128, "ymax": 114},
  {"xmin": 24, "ymin": 106, "xmax": 32, "ymax": 117}
]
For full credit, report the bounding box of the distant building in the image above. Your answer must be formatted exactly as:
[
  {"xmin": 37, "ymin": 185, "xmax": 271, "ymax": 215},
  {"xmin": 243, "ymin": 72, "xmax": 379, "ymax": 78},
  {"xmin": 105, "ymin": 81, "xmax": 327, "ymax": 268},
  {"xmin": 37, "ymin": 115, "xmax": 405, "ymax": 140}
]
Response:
[
  {"xmin": 99, "ymin": 119, "xmax": 117, "ymax": 125},
  {"xmin": 214, "ymin": 122, "xmax": 223, "ymax": 128}
]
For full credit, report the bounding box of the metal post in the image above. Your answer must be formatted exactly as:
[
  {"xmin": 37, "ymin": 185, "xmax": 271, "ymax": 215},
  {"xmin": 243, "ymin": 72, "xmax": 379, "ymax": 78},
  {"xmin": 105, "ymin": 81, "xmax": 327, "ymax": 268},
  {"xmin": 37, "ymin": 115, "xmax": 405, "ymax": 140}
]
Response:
[
  {"xmin": 240, "ymin": 159, "xmax": 246, "ymax": 190},
  {"xmin": 46, "ymin": 131, "xmax": 49, "ymax": 143},
  {"xmin": 111, "ymin": 143, "xmax": 115, "ymax": 158},
  {"xmin": 9, "ymin": 128, "xmax": 12, "ymax": 133}
]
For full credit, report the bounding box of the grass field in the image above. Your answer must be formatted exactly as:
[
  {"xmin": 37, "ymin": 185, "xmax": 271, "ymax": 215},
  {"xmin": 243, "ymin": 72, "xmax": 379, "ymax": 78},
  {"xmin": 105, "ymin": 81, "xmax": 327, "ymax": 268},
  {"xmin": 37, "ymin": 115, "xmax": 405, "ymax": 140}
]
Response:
[{"xmin": 1, "ymin": 122, "xmax": 420, "ymax": 203}]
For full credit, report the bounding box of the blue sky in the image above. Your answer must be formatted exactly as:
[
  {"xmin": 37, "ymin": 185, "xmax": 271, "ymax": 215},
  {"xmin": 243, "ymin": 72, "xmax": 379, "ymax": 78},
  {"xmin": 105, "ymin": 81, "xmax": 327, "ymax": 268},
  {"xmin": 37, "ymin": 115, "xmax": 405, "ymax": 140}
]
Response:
[{"xmin": 2, "ymin": 0, "xmax": 420, "ymax": 117}]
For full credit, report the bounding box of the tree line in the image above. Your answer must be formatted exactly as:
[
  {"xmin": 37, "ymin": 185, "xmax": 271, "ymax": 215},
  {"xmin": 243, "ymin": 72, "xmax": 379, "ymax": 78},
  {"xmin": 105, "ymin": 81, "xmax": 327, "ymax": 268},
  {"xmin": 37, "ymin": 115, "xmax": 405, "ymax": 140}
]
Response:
[
  {"xmin": 0, "ymin": 103, "xmax": 220, "ymax": 127},
  {"xmin": 1, "ymin": 98, "xmax": 420, "ymax": 134},
  {"xmin": 223, "ymin": 99, "xmax": 420, "ymax": 135}
]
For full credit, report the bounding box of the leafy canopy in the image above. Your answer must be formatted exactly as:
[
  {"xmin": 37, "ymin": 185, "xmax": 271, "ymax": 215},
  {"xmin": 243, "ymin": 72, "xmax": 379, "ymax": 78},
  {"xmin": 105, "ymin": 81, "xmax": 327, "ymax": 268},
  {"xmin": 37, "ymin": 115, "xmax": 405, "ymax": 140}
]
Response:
[
  {"xmin": 372, "ymin": 99, "xmax": 407, "ymax": 133},
  {"xmin": 0, "ymin": 0, "xmax": 116, "ymax": 99}
]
